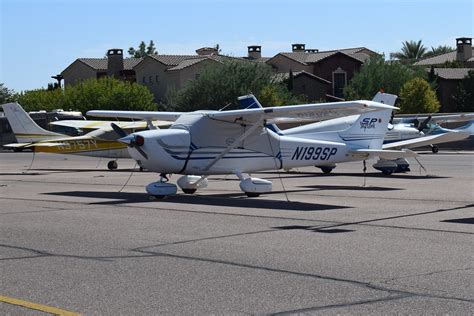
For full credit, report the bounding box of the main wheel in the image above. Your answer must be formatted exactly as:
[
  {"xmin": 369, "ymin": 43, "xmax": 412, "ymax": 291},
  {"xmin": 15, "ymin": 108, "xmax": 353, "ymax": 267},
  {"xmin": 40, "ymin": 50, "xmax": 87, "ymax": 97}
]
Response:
[
  {"xmin": 431, "ymin": 145, "xmax": 439, "ymax": 154},
  {"xmin": 107, "ymin": 160, "xmax": 118, "ymax": 170},
  {"xmin": 245, "ymin": 192, "xmax": 260, "ymax": 197},
  {"xmin": 320, "ymin": 166, "xmax": 333, "ymax": 174},
  {"xmin": 182, "ymin": 188, "xmax": 196, "ymax": 194}
]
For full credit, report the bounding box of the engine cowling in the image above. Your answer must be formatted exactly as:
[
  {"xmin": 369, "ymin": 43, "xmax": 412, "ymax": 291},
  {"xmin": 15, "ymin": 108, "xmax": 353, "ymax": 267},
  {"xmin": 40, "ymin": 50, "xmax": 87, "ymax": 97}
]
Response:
[{"xmin": 127, "ymin": 129, "xmax": 190, "ymax": 173}]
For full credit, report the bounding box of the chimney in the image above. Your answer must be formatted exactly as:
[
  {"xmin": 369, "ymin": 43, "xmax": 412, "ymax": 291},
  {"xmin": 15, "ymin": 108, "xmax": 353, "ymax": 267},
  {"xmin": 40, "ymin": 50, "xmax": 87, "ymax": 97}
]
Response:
[
  {"xmin": 196, "ymin": 47, "xmax": 218, "ymax": 56},
  {"xmin": 248, "ymin": 45, "xmax": 262, "ymax": 59},
  {"xmin": 456, "ymin": 37, "xmax": 472, "ymax": 61},
  {"xmin": 107, "ymin": 49, "xmax": 124, "ymax": 78},
  {"xmin": 292, "ymin": 43, "xmax": 305, "ymax": 52}
]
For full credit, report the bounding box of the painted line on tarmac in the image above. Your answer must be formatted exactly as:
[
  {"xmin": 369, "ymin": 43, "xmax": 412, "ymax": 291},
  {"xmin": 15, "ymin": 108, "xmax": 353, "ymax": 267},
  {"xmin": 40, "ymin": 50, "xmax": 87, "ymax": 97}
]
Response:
[{"xmin": 0, "ymin": 295, "xmax": 80, "ymax": 315}]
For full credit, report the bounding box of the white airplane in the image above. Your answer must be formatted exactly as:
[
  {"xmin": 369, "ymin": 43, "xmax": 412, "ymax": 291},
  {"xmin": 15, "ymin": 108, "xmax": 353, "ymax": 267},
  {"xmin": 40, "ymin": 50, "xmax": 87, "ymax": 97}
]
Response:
[
  {"xmin": 1, "ymin": 102, "xmax": 168, "ymax": 170},
  {"xmin": 87, "ymin": 97, "xmax": 415, "ymax": 197},
  {"xmin": 238, "ymin": 92, "xmax": 469, "ymax": 174},
  {"xmin": 388, "ymin": 113, "xmax": 474, "ymax": 153}
]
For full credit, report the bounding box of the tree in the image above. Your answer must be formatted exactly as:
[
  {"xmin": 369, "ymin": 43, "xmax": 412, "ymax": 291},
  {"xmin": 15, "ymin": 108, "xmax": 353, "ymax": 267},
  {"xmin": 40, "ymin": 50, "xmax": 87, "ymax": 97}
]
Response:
[
  {"xmin": 164, "ymin": 60, "xmax": 303, "ymax": 111},
  {"xmin": 0, "ymin": 83, "xmax": 18, "ymax": 103},
  {"xmin": 398, "ymin": 78, "xmax": 440, "ymax": 114},
  {"xmin": 344, "ymin": 55, "xmax": 426, "ymax": 100},
  {"xmin": 18, "ymin": 77, "xmax": 156, "ymax": 113},
  {"xmin": 453, "ymin": 70, "xmax": 474, "ymax": 112},
  {"xmin": 128, "ymin": 40, "xmax": 158, "ymax": 58},
  {"xmin": 390, "ymin": 40, "xmax": 427, "ymax": 64},
  {"xmin": 424, "ymin": 45, "xmax": 454, "ymax": 58}
]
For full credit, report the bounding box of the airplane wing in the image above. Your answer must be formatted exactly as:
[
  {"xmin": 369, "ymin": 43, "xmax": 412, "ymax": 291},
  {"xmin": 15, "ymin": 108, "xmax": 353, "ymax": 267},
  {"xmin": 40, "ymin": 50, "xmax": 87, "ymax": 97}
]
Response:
[
  {"xmin": 86, "ymin": 111, "xmax": 183, "ymax": 122},
  {"xmin": 208, "ymin": 100, "xmax": 396, "ymax": 124},
  {"xmin": 349, "ymin": 149, "xmax": 418, "ymax": 159},
  {"xmin": 50, "ymin": 120, "xmax": 172, "ymax": 130},
  {"xmin": 383, "ymin": 131, "xmax": 469, "ymax": 150},
  {"xmin": 394, "ymin": 113, "xmax": 474, "ymax": 125}
]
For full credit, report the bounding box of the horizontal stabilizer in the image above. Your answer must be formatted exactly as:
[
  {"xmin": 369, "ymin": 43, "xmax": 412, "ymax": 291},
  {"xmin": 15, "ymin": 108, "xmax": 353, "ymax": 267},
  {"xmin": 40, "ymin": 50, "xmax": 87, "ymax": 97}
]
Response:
[
  {"xmin": 384, "ymin": 131, "xmax": 469, "ymax": 150},
  {"xmin": 349, "ymin": 149, "xmax": 418, "ymax": 159},
  {"xmin": 3, "ymin": 143, "xmax": 31, "ymax": 149}
]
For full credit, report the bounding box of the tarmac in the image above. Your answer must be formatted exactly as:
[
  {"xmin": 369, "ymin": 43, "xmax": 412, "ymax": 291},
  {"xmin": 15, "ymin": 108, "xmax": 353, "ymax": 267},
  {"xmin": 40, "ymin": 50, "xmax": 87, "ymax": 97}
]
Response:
[{"xmin": 0, "ymin": 151, "xmax": 473, "ymax": 315}]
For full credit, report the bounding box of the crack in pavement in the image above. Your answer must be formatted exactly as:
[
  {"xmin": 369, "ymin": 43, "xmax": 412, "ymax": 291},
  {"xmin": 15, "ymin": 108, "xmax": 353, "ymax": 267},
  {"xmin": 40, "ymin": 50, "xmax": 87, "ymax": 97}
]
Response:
[{"xmin": 273, "ymin": 294, "xmax": 411, "ymax": 315}]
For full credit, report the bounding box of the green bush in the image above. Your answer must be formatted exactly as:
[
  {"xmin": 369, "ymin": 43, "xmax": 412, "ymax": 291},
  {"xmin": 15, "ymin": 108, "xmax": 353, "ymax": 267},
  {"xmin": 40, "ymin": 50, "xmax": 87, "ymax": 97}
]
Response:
[
  {"xmin": 398, "ymin": 78, "xmax": 440, "ymax": 113},
  {"xmin": 18, "ymin": 77, "xmax": 156, "ymax": 114},
  {"xmin": 344, "ymin": 55, "xmax": 427, "ymax": 100},
  {"xmin": 164, "ymin": 60, "xmax": 304, "ymax": 111}
]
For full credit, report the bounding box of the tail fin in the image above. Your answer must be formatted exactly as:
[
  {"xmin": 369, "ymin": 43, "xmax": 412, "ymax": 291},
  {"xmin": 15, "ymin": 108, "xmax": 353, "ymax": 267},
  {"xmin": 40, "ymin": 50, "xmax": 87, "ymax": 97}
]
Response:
[
  {"xmin": 237, "ymin": 95, "xmax": 282, "ymax": 135},
  {"xmin": 1, "ymin": 102, "xmax": 63, "ymax": 143},
  {"xmin": 372, "ymin": 91, "xmax": 398, "ymax": 106},
  {"xmin": 339, "ymin": 108, "xmax": 392, "ymax": 149}
]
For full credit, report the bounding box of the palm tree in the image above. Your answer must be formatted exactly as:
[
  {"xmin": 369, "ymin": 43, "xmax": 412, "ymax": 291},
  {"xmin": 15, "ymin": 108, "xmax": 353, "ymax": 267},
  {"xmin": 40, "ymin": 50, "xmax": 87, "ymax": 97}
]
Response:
[
  {"xmin": 390, "ymin": 40, "xmax": 427, "ymax": 63},
  {"xmin": 424, "ymin": 45, "xmax": 455, "ymax": 58}
]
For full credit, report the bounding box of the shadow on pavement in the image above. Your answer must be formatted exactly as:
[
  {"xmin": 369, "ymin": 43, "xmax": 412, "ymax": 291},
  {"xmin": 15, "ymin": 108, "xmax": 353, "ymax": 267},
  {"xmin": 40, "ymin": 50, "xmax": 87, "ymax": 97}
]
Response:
[{"xmin": 43, "ymin": 190, "xmax": 351, "ymax": 212}]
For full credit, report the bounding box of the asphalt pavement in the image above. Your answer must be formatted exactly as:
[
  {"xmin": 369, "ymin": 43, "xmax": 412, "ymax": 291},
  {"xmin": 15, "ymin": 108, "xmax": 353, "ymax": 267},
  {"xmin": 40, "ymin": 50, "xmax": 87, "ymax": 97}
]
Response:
[{"xmin": 0, "ymin": 151, "xmax": 473, "ymax": 315}]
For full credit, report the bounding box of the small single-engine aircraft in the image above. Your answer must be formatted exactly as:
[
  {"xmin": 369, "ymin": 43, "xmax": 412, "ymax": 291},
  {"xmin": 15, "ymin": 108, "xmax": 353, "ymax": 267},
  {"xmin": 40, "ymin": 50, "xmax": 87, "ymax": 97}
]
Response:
[
  {"xmin": 389, "ymin": 113, "xmax": 474, "ymax": 153},
  {"xmin": 1, "ymin": 102, "xmax": 169, "ymax": 170},
  {"xmin": 87, "ymin": 96, "xmax": 415, "ymax": 197},
  {"xmin": 237, "ymin": 93, "xmax": 469, "ymax": 174}
]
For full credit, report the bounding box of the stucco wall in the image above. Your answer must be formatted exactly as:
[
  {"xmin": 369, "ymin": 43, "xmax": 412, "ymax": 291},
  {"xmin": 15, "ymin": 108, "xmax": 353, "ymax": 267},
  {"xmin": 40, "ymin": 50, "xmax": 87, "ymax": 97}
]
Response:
[
  {"xmin": 61, "ymin": 60, "xmax": 98, "ymax": 87},
  {"xmin": 134, "ymin": 57, "xmax": 170, "ymax": 102}
]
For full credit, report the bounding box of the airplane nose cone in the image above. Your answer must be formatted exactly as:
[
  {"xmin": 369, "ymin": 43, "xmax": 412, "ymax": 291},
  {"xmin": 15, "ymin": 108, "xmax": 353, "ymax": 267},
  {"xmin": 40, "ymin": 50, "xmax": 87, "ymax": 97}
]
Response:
[{"xmin": 118, "ymin": 135, "xmax": 134, "ymax": 145}]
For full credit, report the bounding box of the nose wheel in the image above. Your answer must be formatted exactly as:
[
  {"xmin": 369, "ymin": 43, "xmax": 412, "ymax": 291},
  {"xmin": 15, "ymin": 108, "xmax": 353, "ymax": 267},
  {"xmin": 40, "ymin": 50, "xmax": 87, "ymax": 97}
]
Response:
[{"xmin": 107, "ymin": 160, "xmax": 118, "ymax": 170}]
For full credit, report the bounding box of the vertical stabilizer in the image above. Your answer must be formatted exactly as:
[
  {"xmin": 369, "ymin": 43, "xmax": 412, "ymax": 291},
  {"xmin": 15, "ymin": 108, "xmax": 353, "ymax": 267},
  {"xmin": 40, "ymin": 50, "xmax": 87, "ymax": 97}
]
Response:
[
  {"xmin": 237, "ymin": 95, "xmax": 282, "ymax": 135},
  {"xmin": 338, "ymin": 108, "xmax": 392, "ymax": 149},
  {"xmin": 372, "ymin": 91, "xmax": 398, "ymax": 106},
  {"xmin": 1, "ymin": 102, "xmax": 63, "ymax": 143}
]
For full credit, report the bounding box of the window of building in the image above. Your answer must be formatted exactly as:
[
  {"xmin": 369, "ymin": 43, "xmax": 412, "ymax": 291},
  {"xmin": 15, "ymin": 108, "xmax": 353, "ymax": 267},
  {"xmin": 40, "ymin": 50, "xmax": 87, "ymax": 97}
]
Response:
[
  {"xmin": 195, "ymin": 73, "xmax": 200, "ymax": 79},
  {"xmin": 155, "ymin": 75, "xmax": 159, "ymax": 84},
  {"xmin": 149, "ymin": 76, "xmax": 153, "ymax": 85},
  {"xmin": 332, "ymin": 67, "xmax": 347, "ymax": 98},
  {"xmin": 142, "ymin": 76, "xmax": 146, "ymax": 84}
]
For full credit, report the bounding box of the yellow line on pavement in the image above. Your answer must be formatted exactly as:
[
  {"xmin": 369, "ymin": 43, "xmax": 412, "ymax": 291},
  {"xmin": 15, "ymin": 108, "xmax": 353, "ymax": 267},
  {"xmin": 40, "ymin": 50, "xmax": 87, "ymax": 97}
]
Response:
[{"xmin": 0, "ymin": 295, "xmax": 80, "ymax": 315}]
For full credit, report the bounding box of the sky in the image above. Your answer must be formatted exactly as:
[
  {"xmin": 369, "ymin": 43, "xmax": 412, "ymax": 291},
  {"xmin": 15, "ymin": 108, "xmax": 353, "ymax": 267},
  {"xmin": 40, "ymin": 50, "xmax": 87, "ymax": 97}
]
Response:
[{"xmin": 0, "ymin": 0, "xmax": 472, "ymax": 92}]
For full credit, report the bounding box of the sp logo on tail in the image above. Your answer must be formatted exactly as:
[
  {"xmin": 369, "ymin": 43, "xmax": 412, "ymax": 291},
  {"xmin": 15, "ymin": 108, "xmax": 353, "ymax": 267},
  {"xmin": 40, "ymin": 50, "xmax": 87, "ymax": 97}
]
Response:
[{"xmin": 360, "ymin": 118, "xmax": 382, "ymax": 130}]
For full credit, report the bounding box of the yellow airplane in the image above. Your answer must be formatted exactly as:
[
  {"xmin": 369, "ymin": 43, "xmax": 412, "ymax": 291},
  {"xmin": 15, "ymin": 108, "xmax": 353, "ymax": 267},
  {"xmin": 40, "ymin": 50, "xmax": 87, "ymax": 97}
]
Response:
[{"xmin": 1, "ymin": 102, "xmax": 171, "ymax": 169}]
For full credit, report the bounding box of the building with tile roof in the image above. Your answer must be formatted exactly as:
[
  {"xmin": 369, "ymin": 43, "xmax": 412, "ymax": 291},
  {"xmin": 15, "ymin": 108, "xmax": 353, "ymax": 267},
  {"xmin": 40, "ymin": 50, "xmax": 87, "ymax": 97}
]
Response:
[
  {"xmin": 61, "ymin": 49, "xmax": 142, "ymax": 86},
  {"xmin": 266, "ymin": 44, "xmax": 378, "ymax": 98},
  {"xmin": 414, "ymin": 38, "xmax": 473, "ymax": 67},
  {"xmin": 60, "ymin": 43, "xmax": 378, "ymax": 103},
  {"xmin": 272, "ymin": 71, "xmax": 331, "ymax": 102},
  {"xmin": 414, "ymin": 38, "xmax": 473, "ymax": 112}
]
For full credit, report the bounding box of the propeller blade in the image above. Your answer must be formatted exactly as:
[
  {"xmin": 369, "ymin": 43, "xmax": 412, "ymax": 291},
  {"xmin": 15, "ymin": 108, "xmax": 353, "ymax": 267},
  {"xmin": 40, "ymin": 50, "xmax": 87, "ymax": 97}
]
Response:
[
  {"xmin": 418, "ymin": 115, "xmax": 432, "ymax": 131},
  {"xmin": 111, "ymin": 123, "xmax": 127, "ymax": 138},
  {"xmin": 135, "ymin": 146, "xmax": 148, "ymax": 160}
]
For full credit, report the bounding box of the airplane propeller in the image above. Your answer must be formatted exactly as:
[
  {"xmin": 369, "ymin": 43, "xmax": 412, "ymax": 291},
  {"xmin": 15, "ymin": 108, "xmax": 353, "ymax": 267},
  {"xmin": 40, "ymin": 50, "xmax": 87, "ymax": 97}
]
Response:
[
  {"xmin": 417, "ymin": 115, "xmax": 432, "ymax": 132},
  {"xmin": 111, "ymin": 123, "xmax": 148, "ymax": 159}
]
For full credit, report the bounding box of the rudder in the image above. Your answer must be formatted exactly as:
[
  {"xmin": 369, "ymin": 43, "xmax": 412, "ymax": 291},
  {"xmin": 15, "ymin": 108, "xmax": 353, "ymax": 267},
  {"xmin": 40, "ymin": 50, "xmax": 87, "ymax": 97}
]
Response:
[
  {"xmin": 1, "ymin": 102, "xmax": 63, "ymax": 143},
  {"xmin": 339, "ymin": 108, "xmax": 392, "ymax": 149}
]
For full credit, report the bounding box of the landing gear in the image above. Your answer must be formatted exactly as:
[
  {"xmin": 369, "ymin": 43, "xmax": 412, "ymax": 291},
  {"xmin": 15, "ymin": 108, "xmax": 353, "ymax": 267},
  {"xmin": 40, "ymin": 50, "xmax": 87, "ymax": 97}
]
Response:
[
  {"xmin": 245, "ymin": 192, "xmax": 261, "ymax": 197},
  {"xmin": 177, "ymin": 175, "xmax": 208, "ymax": 194},
  {"xmin": 373, "ymin": 159, "xmax": 398, "ymax": 175},
  {"xmin": 373, "ymin": 158, "xmax": 411, "ymax": 175},
  {"xmin": 431, "ymin": 145, "xmax": 439, "ymax": 154},
  {"xmin": 182, "ymin": 188, "xmax": 197, "ymax": 194},
  {"xmin": 319, "ymin": 166, "xmax": 335, "ymax": 174},
  {"xmin": 237, "ymin": 172, "xmax": 272, "ymax": 197},
  {"xmin": 107, "ymin": 160, "xmax": 118, "ymax": 170}
]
